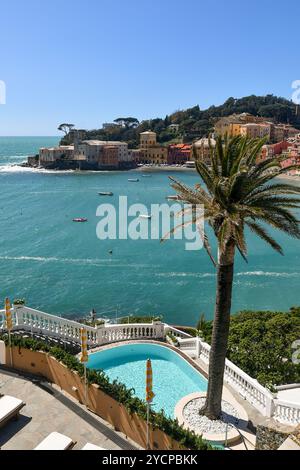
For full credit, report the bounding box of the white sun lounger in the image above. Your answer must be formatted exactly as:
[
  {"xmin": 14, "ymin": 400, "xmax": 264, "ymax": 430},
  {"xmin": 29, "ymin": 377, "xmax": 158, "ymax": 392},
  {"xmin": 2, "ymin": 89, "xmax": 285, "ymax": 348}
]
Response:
[
  {"xmin": 81, "ymin": 443, "xmax": 105, "ymax": 450},
  {"xmin": 0, "ymin": 395, "xmax": 26, "ymax": 428},
  {"xmin": 34, "ymin": 432, "xmax": 75, "ymax": 450}
]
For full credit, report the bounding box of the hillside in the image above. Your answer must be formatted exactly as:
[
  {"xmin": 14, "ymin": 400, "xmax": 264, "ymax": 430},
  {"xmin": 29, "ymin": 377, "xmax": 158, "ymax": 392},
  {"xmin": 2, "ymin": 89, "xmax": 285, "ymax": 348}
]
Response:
[{"xmin": 60, "ymin": 94, "xmax": 300, "ymax": 148}]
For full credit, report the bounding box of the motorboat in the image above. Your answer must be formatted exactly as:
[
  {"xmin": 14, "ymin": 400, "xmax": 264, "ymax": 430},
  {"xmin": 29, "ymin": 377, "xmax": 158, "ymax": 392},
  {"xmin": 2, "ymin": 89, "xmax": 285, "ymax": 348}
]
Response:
[
  {"xmin": 139, "ymin": 214, "xmax": 152, "ymax": 219},
  {"xmin": 98, "ymin": 191, "xmax": 113, "ymax": 196},
  {"xmin": 166, "ymin": 195, "xmax": 180, "ymax": 201},
  {"xmin": 73, "ymin": 218, "xmax": 88, "ymax": 223},
  {"xmin": 128, "ymin": 178, "xmax": 139, "ymax": 182},
  {"xmin": 142, "ymin": 174, "xmax": 152, "ymax": 177}
]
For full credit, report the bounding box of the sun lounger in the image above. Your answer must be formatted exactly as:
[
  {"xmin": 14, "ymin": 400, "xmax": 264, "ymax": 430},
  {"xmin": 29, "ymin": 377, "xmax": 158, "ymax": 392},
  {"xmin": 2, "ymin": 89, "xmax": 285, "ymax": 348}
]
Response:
[
  {"xmin": 81, "ymin": 443, "xmax": 105, "ymax": 450},
  {"xmin": 34, "ymin": 432, "xmax": 75, "ymax": 450},
  {"xmin": 0, "ymin": 395, "xmax": 25, "ymax": 428}
]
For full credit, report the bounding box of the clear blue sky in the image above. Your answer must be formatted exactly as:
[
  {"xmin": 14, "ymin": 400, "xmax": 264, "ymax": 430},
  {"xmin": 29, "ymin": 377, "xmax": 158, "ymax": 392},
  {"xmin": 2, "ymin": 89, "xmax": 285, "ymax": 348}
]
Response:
[{"xmin": 1, "ymin": 0, "xmax": 300, "ymax": 136}]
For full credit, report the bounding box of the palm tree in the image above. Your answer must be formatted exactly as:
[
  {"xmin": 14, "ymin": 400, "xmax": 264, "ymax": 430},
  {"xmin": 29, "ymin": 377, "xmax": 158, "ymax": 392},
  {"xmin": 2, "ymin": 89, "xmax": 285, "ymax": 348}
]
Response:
[{"xmin": 167, "ymin": 135, "xmax": 300, "ymax": 420}]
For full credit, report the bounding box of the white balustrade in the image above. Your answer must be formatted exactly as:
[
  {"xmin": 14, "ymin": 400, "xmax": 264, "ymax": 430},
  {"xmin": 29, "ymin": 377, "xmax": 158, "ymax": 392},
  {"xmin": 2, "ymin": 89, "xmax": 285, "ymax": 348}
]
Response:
[
  {"xmin": 273, "ymin": 400, "xmax": 300, "ymax": 424},
  {"xmin": 1, "ymin": 305, "xmax": 299, "ymax": 425},
  {"xmin": 164, "ymin": 324, "xmax": 192, "ymax": 339},
  {"xmin": 96, "ymin": 322, "xmax": 164, "ymax": 345},
  {"xmin": 0, "ymin": 307, "xmax": 164, "ymax": 347},
  {"xmin": 0, "ymin": 306, "xmax": 98, "ymax": 346}
]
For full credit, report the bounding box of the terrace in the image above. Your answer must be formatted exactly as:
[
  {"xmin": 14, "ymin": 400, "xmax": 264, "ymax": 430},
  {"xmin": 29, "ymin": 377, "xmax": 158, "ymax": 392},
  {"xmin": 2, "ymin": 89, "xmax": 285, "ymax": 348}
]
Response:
[
  {"xmin": 0, "ymin": 369, "xmax": 137, "ymax": 450},
  {"xmin": 0, "ymin": 304, "xmax": 299, "ymax": 450}
]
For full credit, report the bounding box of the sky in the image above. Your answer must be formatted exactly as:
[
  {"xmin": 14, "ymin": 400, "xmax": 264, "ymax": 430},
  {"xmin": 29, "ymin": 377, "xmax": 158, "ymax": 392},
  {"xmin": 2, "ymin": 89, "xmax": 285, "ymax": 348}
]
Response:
[{"xmin": 0, "ymin": 0, "xmax": 300, "ymax": 136}]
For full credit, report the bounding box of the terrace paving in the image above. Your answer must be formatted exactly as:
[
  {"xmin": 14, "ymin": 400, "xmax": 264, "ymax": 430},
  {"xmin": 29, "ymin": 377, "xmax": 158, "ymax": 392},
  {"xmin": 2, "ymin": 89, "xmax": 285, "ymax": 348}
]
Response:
[{"xmin": 0, "ymin": 369, "xmax": 139, "ymax": 450}]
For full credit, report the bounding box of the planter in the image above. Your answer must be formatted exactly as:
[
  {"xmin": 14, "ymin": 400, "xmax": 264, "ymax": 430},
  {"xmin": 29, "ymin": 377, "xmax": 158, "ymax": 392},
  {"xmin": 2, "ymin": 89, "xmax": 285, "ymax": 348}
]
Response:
[{"xmin": 13, "ymin": 304, "xmax": 25, "ymax": 310}]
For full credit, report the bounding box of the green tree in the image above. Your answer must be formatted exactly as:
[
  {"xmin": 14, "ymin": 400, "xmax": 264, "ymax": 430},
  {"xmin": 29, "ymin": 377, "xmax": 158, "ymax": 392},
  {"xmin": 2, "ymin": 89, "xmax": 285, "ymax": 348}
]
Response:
[
  {"xmin": 58, "ymin": 123, "xmax": 75, "ymax": 135},
  {"xmin": 167, "ymin": 135, "xmax": 300, "ymax": 419}
]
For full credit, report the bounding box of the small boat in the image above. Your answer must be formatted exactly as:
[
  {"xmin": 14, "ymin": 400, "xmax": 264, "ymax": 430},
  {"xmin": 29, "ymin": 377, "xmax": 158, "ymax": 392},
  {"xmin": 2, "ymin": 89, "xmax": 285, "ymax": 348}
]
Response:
[
  {"xmin": 166, "ymin": 195, "xmax": 180, "ymax": 201},
  {"xmin": 142, "ymin": 174, "xmax": 152, "ymax": 177},
  {"xmin": 128, "ymin": 178, "xmax": 139, "ymax": 182},
  {"xmin": 73, "ymin": 218, "xmax": 88, "ymax": 223},
  {"xmin": 139, "ymin": 214, "xmax": 152, "ymax": 219},
  {"xmin": 98, "ymin": 191, "xmax": 113, "ymax": 196}
]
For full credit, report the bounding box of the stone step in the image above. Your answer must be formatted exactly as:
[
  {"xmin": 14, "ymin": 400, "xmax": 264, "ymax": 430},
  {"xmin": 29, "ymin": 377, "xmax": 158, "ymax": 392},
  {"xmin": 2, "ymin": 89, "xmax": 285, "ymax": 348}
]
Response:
[{"xmin": 228, "ymin": 429, "xmax": 256, "ymax": 451}]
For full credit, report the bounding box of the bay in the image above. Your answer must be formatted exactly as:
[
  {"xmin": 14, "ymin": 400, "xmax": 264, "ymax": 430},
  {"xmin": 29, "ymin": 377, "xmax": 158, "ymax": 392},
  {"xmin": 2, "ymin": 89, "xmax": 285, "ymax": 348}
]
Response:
[{"xmin": 0, "ymin": 137, "xmax": 299, "ymax": 325}]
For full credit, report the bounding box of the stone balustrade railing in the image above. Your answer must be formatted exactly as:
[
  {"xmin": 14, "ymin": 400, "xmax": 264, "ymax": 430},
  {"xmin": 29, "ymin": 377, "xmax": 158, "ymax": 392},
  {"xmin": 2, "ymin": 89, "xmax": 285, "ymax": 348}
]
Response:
[
  {"xmin": 0, "ymin": 306, "xmax": 98, "ymax": 346},
  {"xmin": 178, "ymin": 336, "xmax": 299, "ymax": 424},
  {"xmin": 164, "ymin": 324, "xmax": 192, "ymax": 339},
  {"xmin": 1, "ymin": 306, "xmax": 299, "ymax": 425},
  {"xmin": 197, "ymin": 338, "xmax": 275, "ymax": 417},
  {"xmin": 273, "ymin": 399, "xmax": 300, "ymax": 425},
  {"xmin": 0, "ymin": 307, "xmax": 164, "ymax": 347},
  {"xmin": 96, "ymin": 322, "xmax": 164, "ymax": 345}
]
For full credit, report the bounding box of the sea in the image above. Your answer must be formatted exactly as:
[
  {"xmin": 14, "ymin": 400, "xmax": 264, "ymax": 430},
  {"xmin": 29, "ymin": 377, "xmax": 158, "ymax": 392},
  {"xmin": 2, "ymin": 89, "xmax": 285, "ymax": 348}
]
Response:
[{"xmin": 0, "ymin": 136, "xmax": 299, "ymax": 325}]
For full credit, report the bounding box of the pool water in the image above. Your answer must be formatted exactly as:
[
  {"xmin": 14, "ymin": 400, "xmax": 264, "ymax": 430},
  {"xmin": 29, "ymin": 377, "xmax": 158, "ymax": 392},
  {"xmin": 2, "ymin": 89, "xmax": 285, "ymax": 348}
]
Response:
[{"xmin": 87, "ymin": 343, "xmax": 207, "ymax": 418}]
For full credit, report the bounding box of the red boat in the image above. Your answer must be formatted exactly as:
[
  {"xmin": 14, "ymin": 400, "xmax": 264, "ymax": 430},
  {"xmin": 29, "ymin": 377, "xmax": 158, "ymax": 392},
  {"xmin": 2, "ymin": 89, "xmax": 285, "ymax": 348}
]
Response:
[{"xmin": 73, "ymin": 218, "xmax": 88, "ymax": 223}]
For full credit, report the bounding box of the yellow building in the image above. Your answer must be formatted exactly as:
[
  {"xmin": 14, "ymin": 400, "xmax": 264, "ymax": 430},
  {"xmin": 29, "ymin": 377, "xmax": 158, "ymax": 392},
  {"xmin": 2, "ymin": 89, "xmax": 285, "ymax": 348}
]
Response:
[
  {"xmin": 138, "ymin": 131, "xmax": 167, "ymax": 164},
  {"xmin": 215, "ymin": 118, "xmax": 242, "ymax": 137},
  {"xmin": 215, "ymin": 113, "xmax": 267, "ymax": 138},
  {"xmin": 140, "ymin": 131, "xmax": 157, "ymax": 147},
  {"xmin": 240, "ymin": 123, "xmax": 271, "ymax": 141}
]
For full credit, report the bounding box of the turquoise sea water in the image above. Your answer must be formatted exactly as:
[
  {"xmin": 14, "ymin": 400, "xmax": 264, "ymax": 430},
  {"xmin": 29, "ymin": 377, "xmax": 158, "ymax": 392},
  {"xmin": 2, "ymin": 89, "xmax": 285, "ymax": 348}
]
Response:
[
  {"xmin": 0, "ymin": 136, "xmax": 300, "ymax": 325},
  {"xmin": 87, "ymin": 343, "xmax": 208, "ymax": 417}
]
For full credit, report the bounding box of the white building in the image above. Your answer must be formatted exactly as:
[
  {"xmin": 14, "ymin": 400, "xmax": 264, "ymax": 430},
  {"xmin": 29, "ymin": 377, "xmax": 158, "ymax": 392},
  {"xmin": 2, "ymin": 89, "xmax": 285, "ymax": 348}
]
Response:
[
  {"xmin": 76, "ymin": 140, "xmax": 130, "ymax": 163},
  {"xmin": 39, "ymin": 145, "xmax": 74, "ymax": 163}
]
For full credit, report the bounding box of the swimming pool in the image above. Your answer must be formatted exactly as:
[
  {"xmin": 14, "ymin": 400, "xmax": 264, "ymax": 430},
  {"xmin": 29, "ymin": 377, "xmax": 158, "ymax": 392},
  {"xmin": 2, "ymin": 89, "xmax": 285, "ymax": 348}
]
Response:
[{"xmin": 87, "ymin": 343, "xmax": 207, "ymax": 418}]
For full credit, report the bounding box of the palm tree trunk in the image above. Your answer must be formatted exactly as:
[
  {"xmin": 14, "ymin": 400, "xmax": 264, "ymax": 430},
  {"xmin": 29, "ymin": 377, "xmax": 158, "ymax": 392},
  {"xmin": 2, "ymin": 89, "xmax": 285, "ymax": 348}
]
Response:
[{"xmin": 200, "ymin": 242, "xmax": 235, "ymax": 420}]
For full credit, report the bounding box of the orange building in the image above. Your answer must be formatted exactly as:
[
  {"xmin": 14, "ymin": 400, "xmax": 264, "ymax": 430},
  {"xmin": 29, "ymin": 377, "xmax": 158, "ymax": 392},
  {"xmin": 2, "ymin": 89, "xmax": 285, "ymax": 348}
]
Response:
[
  {"xmin": 167, "ymin": 144, "xmax": 191, "ymax": 164},
  {"xmin": 102, "ymin": 146, "xmax": 119, "ymax": 167}
]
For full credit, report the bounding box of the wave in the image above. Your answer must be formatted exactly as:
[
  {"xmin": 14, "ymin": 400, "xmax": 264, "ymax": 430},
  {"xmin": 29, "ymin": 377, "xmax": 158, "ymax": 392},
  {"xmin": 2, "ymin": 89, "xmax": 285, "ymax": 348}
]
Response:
[
  {"xmin": 0, "ymin": 164, "xmax": 75, "ymax": 174},
  {"xmin": 156, "ymin": 270, "xmax": 300, "ymax": 279},
  {"xmin": 236, "ymin": 271, "xmax": 300, "ymax": 278},
  {"xmin": 156, "ymin": 272, "xmax": 215, "ymax": 278},
  {"xmin": 0, "ymin": 163, "xmax": 123, "ymax": 175},
  {"xmin": 0, "ymin": 256, "xmax": 157, "ymax": 268}
]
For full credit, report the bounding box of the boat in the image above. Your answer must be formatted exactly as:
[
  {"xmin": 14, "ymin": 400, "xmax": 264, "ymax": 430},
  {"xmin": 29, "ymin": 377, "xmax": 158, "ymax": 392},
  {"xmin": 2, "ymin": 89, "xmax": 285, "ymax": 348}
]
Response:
[
  {"xmin": 128, "ymin": 178, "xmax": 139, "ymax": 182},
  {"xmin": 166, "ymin": 195, "xmax": 180, "ymax": 201},
  {"xmin": 142, "ymin": 174, "xmax": 152, "ymax": 177},
  {"xmin": 139, "ymin": 214, "xmax": 152, "ymax": 219},
  {"xmin": 73, "ymin": 218, "xmax": 88, "ymax": 223},
  {"xmin": 98, "ymin": 191, "xmax": 113, "ymax": 196}
]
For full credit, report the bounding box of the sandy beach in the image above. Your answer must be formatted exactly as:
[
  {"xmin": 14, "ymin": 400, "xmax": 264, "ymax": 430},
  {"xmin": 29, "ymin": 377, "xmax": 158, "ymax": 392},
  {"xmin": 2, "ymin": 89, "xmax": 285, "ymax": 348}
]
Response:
[{"xmin": 135, "ymin": 165, "xmax": 196, "ymax": 173}]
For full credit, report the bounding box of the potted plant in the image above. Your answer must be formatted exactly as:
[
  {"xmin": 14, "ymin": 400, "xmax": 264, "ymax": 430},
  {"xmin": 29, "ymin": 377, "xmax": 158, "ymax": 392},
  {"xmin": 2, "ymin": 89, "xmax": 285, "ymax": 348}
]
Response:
[{"xmin": 13, "ymin": 298, "xmax": 25, "ymax": 309}]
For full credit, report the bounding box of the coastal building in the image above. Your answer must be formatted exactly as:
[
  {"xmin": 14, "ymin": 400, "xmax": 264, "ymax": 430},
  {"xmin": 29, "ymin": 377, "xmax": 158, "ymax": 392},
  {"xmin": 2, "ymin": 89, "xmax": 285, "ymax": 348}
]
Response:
[
  {"xmin": 271, "ymin": 124, "xmax": 299, "ymax": 143},
  {"xmin": 215, "ymin": 113, "xmax": 299, "ymax": 144},
  {"xmin": 240, "ymin": 123, "xmax": 272, "ymax": 140},
  {"xmin": 167, "ymin": 144, "xmax": 191, "ymax": 164},
  {"xmin": 102, "ymin": 122, "xmax": 122, "ymax": 130},
  {"xmin": 39, "ymin": 145, "xmax": 74, "ymax": 165},
  {"xmin": 257, "ymin": 141, "xmax": 290, "ymax": 163},
  {"xmin": 215, "ymin": 113, "xmax": 266, "ymax": 138},
  {"xmin": 193, "ymin": 137, "xmax": 216, "ymax": 164},
  {"xmin": 76, "ymin": 140, "xmax": 129, "ymax": 166},
  {"xmin": 280, "ymin": 147, "xmax": 300, "ymax": 175},
  {"xmin": 138, "ymin": 131, "xmax": 168, "ymax": 164},
  {"xmin": 140, "ymin": 131, "xmax": 157, "ymax": 147},
  {"xmin": 101, "ymin": 145, "xmax": 119, "ymax": 167},
  {"xmin": 128, "ymin": 149, "xmax": 143, "ymax": 163}
]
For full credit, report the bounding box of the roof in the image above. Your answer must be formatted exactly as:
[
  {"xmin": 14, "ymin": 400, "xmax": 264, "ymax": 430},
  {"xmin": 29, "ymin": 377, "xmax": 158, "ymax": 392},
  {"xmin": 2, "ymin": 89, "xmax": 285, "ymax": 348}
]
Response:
[
  {"xmin": 194, "ymin": 137, "xmax": 216, "ymax": 147},
  {"xmin": 81, "ymin": 140, "xmax": 127, "ymax": 146},
  {"xmin": 140, "ymin": 131, "xmax": 156, "ymax": 135}
]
